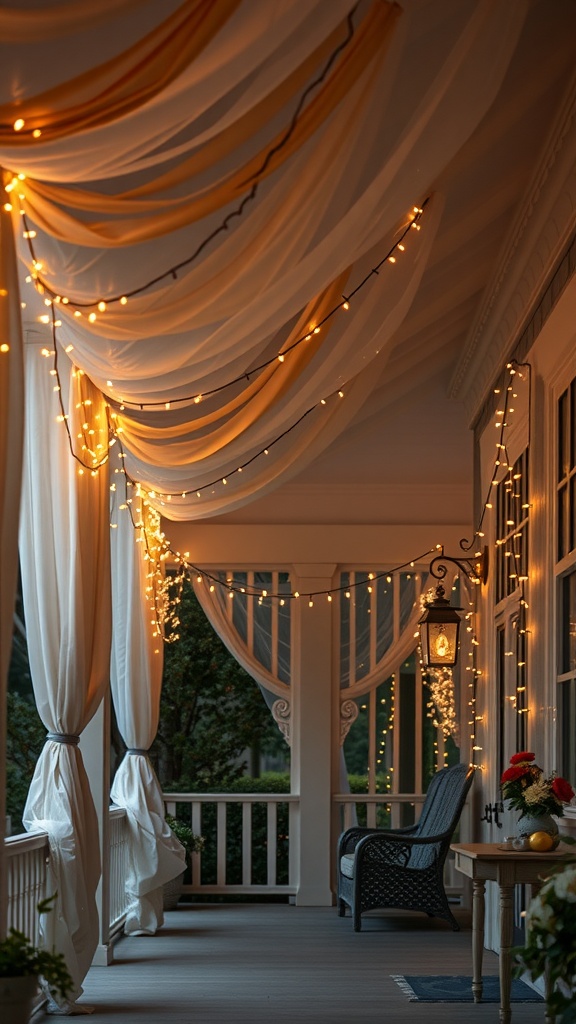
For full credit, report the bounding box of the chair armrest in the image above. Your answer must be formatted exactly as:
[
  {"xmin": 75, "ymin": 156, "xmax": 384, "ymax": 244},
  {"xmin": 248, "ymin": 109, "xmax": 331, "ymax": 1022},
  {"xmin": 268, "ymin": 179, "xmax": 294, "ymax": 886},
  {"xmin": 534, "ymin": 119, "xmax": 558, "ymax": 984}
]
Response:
[
  {"xmin": 354, "ymin": 828, "xmax": 452, "ymax": 867},
  {"xmin": 337, "ymin": 822, "xmax": 418, "ymax": 858}
]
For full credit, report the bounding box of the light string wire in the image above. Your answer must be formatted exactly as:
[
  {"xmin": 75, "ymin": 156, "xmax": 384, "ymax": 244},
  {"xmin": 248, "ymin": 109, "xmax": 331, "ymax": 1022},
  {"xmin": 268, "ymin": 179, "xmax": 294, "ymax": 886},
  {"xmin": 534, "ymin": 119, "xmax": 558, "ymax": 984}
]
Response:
[
  {"xmin": 12, "ymin": 5, "xmax": 360, "ymax": 315},
  {"xmin": 30, "ymin": 200, "xmax": 428, "ymax": 416},
  {"xmin": 109, "ymin": 201, "xmax": 428, "ymax": 411},
  {"xmin": 461, "ymin": 359, "xmax": 531, "ymax": 767},
  {"xmin": 39, "ymin": 198, "xmax": 427, "ymax": 502},
  {"xmin": 460, "ymin": 359, "xmax": 531, "ymax": 553}
]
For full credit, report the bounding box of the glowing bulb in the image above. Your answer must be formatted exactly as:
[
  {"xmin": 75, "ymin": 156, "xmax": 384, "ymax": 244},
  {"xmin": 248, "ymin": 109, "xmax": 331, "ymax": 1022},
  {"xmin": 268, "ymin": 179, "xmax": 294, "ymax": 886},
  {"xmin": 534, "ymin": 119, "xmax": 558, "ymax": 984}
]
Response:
[{"xmin": 13, "ymin": 118, "xmax": 25, "ymax": 132}]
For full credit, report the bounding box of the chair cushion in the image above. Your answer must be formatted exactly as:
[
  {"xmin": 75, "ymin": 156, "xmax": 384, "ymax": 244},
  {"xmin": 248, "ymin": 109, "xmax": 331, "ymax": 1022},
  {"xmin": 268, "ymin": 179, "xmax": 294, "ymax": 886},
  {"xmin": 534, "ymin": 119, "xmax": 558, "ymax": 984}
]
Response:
[{"xmin": 340, "ymin": 853, "xmax": 355, "ymax": 879}]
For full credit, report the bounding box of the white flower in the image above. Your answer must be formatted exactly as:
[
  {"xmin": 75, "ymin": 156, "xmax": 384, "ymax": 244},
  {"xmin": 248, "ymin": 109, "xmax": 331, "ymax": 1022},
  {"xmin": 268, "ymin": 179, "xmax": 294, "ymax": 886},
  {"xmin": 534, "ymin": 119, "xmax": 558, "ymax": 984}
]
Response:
[
  {"xmin": 526, "ymin": 898, "xmax": 556, "ymax": 932},
  {"xmin": 551, "ymin": 866, "xmax": 576, "ymax": 903}
]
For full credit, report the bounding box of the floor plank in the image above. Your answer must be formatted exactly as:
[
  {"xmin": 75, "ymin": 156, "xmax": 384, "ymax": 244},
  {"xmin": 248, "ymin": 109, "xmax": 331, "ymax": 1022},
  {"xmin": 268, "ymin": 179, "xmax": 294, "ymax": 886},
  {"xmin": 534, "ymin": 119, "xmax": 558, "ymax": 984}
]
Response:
[{"xmin": 80, "ymin": 903, "xmax": 545, "ymax": 1022}]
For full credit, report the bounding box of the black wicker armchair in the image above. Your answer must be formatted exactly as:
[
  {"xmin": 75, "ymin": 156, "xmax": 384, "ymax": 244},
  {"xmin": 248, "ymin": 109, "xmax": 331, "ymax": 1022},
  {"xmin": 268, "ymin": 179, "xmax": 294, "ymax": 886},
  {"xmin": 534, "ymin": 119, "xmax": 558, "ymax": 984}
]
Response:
[{"xmin": 337, "ymin": 762, "xmax": 475, "ymax": 931}]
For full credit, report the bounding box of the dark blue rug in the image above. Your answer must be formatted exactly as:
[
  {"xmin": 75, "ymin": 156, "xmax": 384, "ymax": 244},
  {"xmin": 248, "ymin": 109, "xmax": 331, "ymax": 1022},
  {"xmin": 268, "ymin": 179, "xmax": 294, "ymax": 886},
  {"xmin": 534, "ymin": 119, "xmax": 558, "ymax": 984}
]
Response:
[{"xmin": 391, "ymin": 975, "xmax": 543, "ymax": 1002}]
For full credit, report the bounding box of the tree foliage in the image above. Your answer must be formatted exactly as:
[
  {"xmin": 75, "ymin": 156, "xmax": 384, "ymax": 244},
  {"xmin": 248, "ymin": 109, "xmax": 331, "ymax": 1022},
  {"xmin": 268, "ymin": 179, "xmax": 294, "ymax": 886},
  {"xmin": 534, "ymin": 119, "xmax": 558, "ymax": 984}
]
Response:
[{"xmin": 149, "ymin": 578, "xmax": 286, "ymax": 790}]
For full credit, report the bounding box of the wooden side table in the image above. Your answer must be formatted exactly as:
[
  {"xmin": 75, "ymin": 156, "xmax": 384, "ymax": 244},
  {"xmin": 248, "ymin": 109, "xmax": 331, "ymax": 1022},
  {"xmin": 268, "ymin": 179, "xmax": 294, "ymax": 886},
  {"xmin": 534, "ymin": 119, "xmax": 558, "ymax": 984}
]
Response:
[{"xmin": 451, "ymin": 842, "xmax": 569, "ymax": 1024}]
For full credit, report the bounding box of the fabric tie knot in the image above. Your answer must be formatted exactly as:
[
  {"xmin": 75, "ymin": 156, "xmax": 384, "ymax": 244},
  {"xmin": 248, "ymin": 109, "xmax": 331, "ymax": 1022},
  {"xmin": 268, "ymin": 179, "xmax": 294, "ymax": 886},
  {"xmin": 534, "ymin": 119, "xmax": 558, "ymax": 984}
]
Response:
[{"xmin": 46, "ymin": 732, "xmax": 80, "ymax": 745}]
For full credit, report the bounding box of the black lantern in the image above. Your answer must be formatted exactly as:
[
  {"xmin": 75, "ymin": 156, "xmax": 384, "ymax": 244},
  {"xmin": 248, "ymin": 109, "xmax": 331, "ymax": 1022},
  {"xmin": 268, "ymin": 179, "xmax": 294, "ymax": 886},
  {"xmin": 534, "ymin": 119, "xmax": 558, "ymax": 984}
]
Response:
[
  {"xmin": 418, "ymin": 544, "xmax": 488, "ymax": 668},
  {"xmin": 418, "ymin": 583, "xmax": 463, "ymax": 667}
]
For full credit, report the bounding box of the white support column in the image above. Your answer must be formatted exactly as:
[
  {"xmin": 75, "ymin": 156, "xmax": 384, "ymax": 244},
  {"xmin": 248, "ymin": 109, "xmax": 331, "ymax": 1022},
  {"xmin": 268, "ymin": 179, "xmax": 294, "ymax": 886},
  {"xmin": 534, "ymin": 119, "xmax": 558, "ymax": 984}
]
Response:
[
  {"xmin": 81, "ymin": 692, "xmax": 113, "ymax": 965},
  {"xmin": 291, "ymin": 564, "xmax": 336, "ymax": 906}
]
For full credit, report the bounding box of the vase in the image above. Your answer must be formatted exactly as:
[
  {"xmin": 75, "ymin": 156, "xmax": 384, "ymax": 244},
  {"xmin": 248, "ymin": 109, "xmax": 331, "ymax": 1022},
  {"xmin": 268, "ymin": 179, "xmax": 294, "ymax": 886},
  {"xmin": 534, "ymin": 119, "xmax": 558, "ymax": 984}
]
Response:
[{"xmin": 516, "ymin": 812, "xmax": 559, "ymax": 848}]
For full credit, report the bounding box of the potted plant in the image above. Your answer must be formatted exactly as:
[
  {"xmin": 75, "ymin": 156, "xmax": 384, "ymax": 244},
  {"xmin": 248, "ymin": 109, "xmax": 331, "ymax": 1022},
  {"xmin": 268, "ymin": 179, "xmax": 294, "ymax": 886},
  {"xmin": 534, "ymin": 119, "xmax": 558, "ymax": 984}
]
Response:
[
  {"xmin": 514, "ymin": 860, "xmax": 576, "ymax": 1022},
  {"xmin": 163, "ymin": 814, "xmax": 205, "ymax": 910},
  {"xmin": 0, "ymin": 894, "xmax": 73, "ymax": 1024}
]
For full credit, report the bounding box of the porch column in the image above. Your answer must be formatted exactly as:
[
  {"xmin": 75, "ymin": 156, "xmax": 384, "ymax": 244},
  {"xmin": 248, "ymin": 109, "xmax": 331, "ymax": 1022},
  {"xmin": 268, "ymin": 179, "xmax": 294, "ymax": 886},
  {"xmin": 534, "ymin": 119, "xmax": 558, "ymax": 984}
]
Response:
[
  {"xmin": 291, "ymin": 564, "xmax": 336, "ymax": 906},
  {"xmin": 81, "ymin": 693, "xmax": 112, "ymax": 965}
]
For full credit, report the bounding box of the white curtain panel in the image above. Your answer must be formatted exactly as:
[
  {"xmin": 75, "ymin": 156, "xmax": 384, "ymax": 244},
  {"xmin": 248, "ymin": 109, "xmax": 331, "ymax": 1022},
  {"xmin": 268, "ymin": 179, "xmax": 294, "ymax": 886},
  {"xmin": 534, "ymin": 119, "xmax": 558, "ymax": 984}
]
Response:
[
  {"xmin": 19, "ymin": 344, "xmax": 111, "ymax": 1010},
  {"xmin": 0, "ymin": 204, "xmax": 24, "ymax": 931},
  {"xmin": 109, "ymin": 490, "xmax": 185, "ymax": 936},
  {"xmin": 193, "ymin": 576, "xmax": 289, "ymax": 700}
]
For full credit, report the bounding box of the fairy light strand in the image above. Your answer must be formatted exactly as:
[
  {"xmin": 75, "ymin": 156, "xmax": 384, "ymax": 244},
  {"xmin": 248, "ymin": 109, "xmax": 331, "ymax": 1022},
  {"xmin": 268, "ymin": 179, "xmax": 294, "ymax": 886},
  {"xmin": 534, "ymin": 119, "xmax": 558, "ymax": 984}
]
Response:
[{"xmin": 14, "ymin": 7, "xmax": 361, "ymax": 314}]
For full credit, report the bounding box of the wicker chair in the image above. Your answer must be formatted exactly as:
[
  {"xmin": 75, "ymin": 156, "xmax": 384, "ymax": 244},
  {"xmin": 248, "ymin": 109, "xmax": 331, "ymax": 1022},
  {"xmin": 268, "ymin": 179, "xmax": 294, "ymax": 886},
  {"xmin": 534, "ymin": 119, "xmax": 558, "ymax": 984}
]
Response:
[{"xmin": 337, "ymin": 763, "xmax": 475, "ymax": 931}]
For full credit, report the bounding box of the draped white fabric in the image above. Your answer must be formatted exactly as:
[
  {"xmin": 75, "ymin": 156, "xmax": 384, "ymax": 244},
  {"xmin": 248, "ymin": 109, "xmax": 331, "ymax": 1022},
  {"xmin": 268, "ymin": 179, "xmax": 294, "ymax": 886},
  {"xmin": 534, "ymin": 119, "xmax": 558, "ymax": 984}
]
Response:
[
  {"xmin": 19, "ymin": 344, "xmax": 111, "ymax": 1009},
  {"xmin": 109, "ymin": 492, "xmax": 186, "ymax": 936},
  {"xmin": 193, "ymin": 577, "xmax": 289, "ymax": 700},
  {"xmin": 0, "ymin": 204, "xmax": 24, "ymax": 919},
  {"xmin": 0, "ymin": 0, "xmax": 528, "ymax": 523},
  {"xmin": 0, "ymin": 203, "xmax": 24, "ymax": 684}
]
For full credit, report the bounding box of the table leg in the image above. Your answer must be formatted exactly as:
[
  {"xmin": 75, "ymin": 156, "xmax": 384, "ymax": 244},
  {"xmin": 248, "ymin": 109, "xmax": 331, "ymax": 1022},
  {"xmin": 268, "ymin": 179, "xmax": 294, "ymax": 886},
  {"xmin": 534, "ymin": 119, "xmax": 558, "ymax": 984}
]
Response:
[
  {"xmin": 499, "ymin": 883, "xmax": 514, "ymax": 1024},
  {"xmin": 472, "ymin": 879, "xmax": 485, "ymax": 1003}
]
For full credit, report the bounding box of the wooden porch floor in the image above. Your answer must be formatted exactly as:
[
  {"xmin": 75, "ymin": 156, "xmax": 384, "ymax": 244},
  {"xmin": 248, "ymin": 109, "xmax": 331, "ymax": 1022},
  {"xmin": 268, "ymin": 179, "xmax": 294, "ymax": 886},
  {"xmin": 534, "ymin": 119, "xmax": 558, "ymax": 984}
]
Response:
[{"xmin": 81, "ymin": 903, "xmax": 545, "ymax": 1023}]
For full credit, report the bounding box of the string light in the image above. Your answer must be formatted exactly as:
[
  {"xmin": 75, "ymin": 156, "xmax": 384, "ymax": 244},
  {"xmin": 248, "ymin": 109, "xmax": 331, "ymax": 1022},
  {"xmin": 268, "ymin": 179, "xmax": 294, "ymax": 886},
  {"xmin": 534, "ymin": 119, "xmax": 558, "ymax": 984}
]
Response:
[
  {"xmin": 20, "ymin": 197, "xmax": 429, "ymax": 410},
  {"xmin": 13, "ymin": 7, "xmax": 364, "ymax": 319}
]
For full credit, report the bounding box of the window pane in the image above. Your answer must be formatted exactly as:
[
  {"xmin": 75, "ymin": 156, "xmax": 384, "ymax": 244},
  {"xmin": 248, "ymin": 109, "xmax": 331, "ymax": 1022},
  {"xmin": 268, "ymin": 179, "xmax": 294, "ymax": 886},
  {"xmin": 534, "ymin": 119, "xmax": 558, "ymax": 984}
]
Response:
[
  {"xmin": 561, "ymin": 572, "xmax": 576, "ymax": 674},
  {"xmin": 561, "ymin": 680, "xmax": 576, "ymax": 783},
  {"xmin": 355, "ymin": 572, "xmax": 370, "ymax": 681},
  {"xmin": 559, "ymin": 388, "xmax": 568, "ymax": 481},
  {"xmin": 558, "ymin": 483, "xmax": 567, "ymax": 562},
  {"xmin": 376, "ymin": 576, "xmax": 393, "ymax": 661},
  {"xmin": 399, "ymin": 573, "xmax": 416, "ymax": 631},
  {"xmin": 565, "ymin": 378, "xmax": 569, "ymax": 468}
]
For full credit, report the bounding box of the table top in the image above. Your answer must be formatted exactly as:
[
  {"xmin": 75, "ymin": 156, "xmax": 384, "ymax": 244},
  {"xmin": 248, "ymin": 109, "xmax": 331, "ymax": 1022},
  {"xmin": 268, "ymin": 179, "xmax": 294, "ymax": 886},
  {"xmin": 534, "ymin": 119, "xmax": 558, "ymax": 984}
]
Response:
[{"xmin": 451, "ymin": 841, "xmax": 572, "ymax": 861}]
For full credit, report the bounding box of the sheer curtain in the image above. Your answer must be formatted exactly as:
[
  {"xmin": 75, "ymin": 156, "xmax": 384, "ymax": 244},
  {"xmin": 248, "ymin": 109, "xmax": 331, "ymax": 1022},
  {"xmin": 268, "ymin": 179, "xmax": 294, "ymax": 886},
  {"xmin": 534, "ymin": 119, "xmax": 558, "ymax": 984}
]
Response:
[
  {"xmin": 19, "ymin": 345, "xmax": 111, "ymax": 1011},
  {"xmin": 0, "ymin": 0, "xmax": 527, "ymax": 521},
  {"xmin": 0, "ymin": 201, "xmax": 24, "ymax": 935},
  {"xmin": 109, "ymin": 491, "xmax": 185, "ymax": 936}
]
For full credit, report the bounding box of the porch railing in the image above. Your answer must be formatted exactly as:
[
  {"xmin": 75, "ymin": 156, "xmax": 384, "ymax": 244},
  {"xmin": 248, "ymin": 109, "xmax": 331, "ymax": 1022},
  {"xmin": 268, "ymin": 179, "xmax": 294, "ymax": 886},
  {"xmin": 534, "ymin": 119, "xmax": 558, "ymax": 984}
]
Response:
[
  {"xmin": 163, "ymin": 793, "xmax": 299, "ymax": 896},
  {"xmin": 108, "ymin": 806, "xmax": 130, "ymax": 936},
  {"xmin": 6, "ymin": 830, "xmax": 49, "ymax": 939},
  {"xmin": 5, "ymin": 809, "xmax": 130, "ymax": 942}
]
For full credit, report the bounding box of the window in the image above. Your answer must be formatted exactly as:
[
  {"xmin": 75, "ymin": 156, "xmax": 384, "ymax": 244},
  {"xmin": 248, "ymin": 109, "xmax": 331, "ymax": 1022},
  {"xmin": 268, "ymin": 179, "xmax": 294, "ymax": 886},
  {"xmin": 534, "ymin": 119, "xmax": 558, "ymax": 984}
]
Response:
[
  {"xmin": 558, "ymin": 570, "xmax": 576, "ymax": 780},
  {"xmin": 556, "ymin": 375, "xmax": 576, "ymax": 781},
  {"xmin": 495, "ymin": 449, "xmax": 529, "ymax": 605},
  {"xmin": 557, "ymin": 378, "xmax": 576, "ymax": 561}
]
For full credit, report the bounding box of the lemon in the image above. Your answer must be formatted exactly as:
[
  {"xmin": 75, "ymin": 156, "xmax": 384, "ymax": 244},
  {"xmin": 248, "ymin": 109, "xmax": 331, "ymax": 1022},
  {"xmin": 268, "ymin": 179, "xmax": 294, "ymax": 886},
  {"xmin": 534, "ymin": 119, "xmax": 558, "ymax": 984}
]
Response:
[{"xmin": 528, "ymin": 831, "xmax": 554, "ymax": 852}]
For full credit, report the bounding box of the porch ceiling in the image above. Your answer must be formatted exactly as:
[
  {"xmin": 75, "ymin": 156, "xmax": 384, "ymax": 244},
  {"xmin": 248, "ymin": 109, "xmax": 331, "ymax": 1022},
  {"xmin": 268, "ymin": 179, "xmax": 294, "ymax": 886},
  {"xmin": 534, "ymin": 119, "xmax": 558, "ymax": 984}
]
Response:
[{"xmin": 2, "ymin": 0, "xmax": 575, "ymax": 531}]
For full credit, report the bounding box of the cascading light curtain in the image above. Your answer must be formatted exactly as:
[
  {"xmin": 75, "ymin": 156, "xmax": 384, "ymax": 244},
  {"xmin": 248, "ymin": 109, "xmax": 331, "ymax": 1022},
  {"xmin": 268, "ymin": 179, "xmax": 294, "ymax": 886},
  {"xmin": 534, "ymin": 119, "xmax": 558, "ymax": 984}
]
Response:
[
  {"xmin": 0, "ymin": 198, "xmax": 24, "ymax": 936},
  {"xmin": 19, "ymin": 345, "xmax": 111, "ymax": 1010},
  {"xmin": 0, "ymin": 0, "xmax": 528, "ymax": 524},
  {"xmin": 109, "ymin": 492, "xmax": 186, "ymax": 937}
]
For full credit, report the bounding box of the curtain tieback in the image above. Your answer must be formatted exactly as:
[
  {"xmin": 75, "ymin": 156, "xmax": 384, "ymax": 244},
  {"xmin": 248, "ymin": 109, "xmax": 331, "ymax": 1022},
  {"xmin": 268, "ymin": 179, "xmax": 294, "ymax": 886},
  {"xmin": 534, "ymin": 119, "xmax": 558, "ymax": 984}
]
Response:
[
  {"xmin": 46, "ymin": 732, "xmax": 80, "ymax": 745},
  {"xmin": 126, "ymin": 748, "xmax": 149, "ymax": 755}
]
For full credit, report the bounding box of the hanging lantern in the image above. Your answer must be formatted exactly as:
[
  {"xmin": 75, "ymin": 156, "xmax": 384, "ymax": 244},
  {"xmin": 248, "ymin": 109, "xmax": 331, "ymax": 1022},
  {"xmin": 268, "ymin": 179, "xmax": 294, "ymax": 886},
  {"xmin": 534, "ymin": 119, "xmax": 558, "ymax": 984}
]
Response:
[{"xmin": 418, "ymin": 583, "xmax": 463, "ymax": 667}]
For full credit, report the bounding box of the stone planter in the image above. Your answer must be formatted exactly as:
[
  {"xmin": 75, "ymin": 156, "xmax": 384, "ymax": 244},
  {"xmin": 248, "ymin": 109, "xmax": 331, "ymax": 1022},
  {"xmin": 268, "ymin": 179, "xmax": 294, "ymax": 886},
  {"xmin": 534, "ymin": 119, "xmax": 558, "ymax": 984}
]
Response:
[
  {"xmin": 163, "ymin": 871, "xmax": 185, "ymax": 911},
  {"xmin": 0, "ymin": 974, "xmax": 39, "ymax": 1024}
]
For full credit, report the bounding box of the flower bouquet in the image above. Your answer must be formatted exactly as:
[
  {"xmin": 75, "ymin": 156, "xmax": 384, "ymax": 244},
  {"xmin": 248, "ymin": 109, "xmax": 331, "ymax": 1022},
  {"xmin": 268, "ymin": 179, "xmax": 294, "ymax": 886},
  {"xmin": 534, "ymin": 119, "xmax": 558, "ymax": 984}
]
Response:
[{"xmin": 500, "ymin": 752, "xmax": 574, "ymax": 818}]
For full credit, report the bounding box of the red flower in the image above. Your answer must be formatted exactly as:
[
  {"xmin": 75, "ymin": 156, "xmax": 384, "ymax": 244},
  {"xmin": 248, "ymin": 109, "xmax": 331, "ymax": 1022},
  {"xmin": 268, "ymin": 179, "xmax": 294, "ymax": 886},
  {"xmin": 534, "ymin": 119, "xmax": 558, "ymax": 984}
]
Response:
[
  {"xmin": 501, "ymin": 764, "xmax": 531, "ymax": 784},
  {"xmin": 552, "ymin": 777, "xmax": 575, "ymax": 803},
  {"xmin": 510, "ymin": 751, "xmax": 535, "ymax": 765}
]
